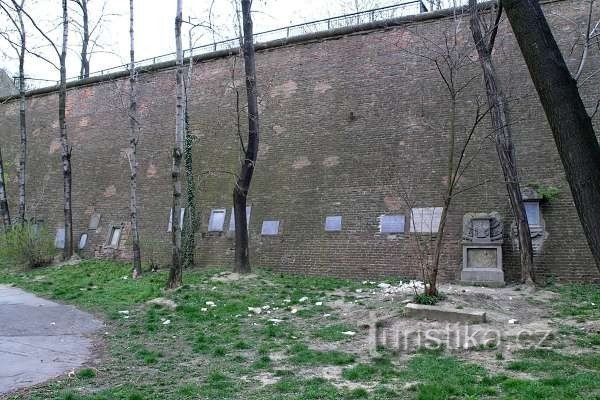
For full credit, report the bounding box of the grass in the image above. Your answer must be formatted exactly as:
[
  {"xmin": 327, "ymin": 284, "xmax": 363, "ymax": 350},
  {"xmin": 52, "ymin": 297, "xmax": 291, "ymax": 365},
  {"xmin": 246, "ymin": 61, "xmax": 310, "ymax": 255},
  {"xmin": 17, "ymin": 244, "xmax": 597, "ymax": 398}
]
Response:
[
  {"xmin": 552, "ymin": 283, "xmax": 600, "ymax": 321},
  {"xmin": 287, "ymin": 343, "xmax": 356, "ymax": 366},
  {"xmin": 313, "ymin": 323, "xmax": 356, "ymax": 341},
  {"xmin": 0, "ymin": 261, "xmax": 598, "ymax": 399}
]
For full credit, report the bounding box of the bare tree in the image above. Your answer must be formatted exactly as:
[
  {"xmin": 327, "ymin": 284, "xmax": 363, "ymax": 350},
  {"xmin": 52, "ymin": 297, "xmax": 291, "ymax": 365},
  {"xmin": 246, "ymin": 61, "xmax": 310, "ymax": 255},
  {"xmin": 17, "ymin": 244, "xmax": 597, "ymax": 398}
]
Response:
[
  {"xmin": 399, "ymin": 10, "xmax": 490, "ymax": 296},
  {"xmin": 70, "ymin": 0, "xmax": 113, "ymax": 79},
  {"xmin": 13, "ymin": 0, "xmax": 73, "ymax": 258},
  {"xmin": 180, "ymin": 11, "xmax": 215, "ymax": 270},
  {"xmin": 0, "ymin": 146, "xmax": 11, "ymax": 229},
  {"xmin": 232, "ymin": 0, "xmax": 260, "ymax": 274},
  {"xmin": 71, "ymin": 0, "xmax": 89, "ymax": 78},
  {"xmin": 128, "ymin": 0, "xmax": 141, "ymax": 278},
  {"xmin": 503, "ymin": 0, "xmax": 600, "ymax": 272},
  {"xmin": 166, "ymin": 0, "xmax": 184, "ymax": 289},
  {"xmin": 58, "ymin": 0, "xmax": 72, "ymax": 259},
  {"xmin": 572, "ymin": 0, "xmax": 600, "ymax": 82},
  {"xmin": 0, "ymin": 0, "xmax": 27, "ymax": 224},
  {"xmin": 2, "ymin": 0, "xmax": 76, "ymax": 258},
  {"xmin": 468, "ymin": 0, "xmax": 534, "ymax": 284}
]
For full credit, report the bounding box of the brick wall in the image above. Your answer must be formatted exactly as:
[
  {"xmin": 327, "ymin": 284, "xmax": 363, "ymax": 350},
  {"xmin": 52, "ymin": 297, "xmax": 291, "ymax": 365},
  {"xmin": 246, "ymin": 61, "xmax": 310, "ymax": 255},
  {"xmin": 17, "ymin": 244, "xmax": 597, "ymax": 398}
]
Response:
[{"xmin": 0, "ymin": 0, "xmax": 598, "ymax": 282}]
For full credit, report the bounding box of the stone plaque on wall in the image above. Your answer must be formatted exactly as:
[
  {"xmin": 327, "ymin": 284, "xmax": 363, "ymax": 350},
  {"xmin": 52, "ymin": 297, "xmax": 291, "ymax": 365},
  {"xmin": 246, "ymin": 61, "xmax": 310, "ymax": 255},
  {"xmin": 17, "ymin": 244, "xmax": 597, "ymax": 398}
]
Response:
[
  {"xmin": 228, "ymin": 207, "xmax": 252, "ymax": 232},
  {"xmin": 379, "ymin": 215, "xmax": 405, "ymax": 233},
  {"xmin": 261, "ymin": 220, "xmax": 280, "ymax": 236},
  {"xmin": 466, "ymin": 248, "xmax": 498, "ymax": 269},
  {"xmin": 325, "ymin": 216, "xmax": 342, "ymax": 232},
  {"xmin": 88, "ymin": 213, "xmax": 101, "ymax": 230},
  {"xmin": 410, "ymin": 207, "xmax": 442, "ymax": 233},
  {"xmin": 55, "ymin": 228, "xmax": 65, "ymax": 249}
]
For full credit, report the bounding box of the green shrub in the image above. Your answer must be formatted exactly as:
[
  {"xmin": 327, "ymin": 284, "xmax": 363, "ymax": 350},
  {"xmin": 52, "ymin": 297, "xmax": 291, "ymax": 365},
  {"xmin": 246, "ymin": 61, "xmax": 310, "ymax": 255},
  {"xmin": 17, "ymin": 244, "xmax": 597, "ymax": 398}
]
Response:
[
  {"xmin": 414, "ymin": 292, "xmax": 446, "ymax": 305},
  {"xmin": 0, "ymin": 223, "xmax": 56, "ymax": 269}
]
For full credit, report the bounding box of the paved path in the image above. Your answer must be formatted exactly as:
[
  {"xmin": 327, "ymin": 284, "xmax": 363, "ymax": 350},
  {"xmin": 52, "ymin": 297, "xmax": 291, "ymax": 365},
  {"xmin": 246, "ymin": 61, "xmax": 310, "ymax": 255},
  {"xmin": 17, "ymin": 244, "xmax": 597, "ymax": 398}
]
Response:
[{"xmin": 0, "ymin": 285, "xmax": 103, "ymax": 395}]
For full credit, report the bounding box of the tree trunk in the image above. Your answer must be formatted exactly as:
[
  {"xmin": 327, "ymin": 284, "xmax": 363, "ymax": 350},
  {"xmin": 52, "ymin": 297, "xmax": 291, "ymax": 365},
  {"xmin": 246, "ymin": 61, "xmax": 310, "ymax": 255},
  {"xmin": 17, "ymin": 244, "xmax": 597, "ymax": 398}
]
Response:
[
  {"xmin": 182, "ymin": 107, "xmax": 198, "ymax": 269},
  {"xmin": 16, "ymin": 0, "xmax": 26, "ymax": 224},
  {"xmin": 503, "ymin": 0, "xmax": 600, "ymax": 273},
  {"xmin": 79, "ymin": 0, "xmax": 89, "ymax": 79},
  {"xmin": 233, "ymin": 0, "xmax": 260, "ymax": 275},
  {"xmin": 428, "ymin": 197, "xmax": 449, "ymax": 296},
  {"xmin": 427, "ymin": 95, "xmax": 456, "ymax": 296},
  {"xmin": 166, "ymin": 0, "xmax": 184, "ymax": 289},
  {"xmin": 0, "ymin": 147, "xmax": 11, "ymax": 229},
  {"xmin": 469, "ymin": 0, "xmax": 535, "ymax": 284},
  {"xmin": 59, "ymin": 0, "xmax": 73, "ymax": 260},
  {"xmin": 128, "ymin": 0, "xmax": 142, "ymax": 278}
]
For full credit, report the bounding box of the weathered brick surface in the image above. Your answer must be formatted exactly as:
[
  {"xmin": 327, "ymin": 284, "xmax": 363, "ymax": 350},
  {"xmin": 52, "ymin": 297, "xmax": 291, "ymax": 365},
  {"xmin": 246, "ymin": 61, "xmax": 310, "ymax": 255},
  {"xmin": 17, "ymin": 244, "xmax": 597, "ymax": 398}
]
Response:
[{"xmin": 0, "ymin": 0, "xmax": 598, "ymax": 282}]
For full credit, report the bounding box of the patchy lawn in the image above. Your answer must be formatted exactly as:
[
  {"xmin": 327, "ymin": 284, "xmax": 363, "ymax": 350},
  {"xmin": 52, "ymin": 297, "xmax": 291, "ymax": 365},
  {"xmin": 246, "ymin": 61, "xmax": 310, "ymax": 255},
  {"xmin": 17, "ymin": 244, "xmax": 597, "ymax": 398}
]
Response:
[{"xmin": 0, "ymin": 261, "xmax": 598, "ymax": 399}]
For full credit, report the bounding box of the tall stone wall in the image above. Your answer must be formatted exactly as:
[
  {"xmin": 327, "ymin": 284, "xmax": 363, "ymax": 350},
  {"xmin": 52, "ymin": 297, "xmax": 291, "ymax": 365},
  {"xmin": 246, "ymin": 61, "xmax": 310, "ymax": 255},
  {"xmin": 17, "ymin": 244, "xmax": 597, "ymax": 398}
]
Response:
[{"xmin": 0, "ymin": 0, "xmax": 598, "ymax": 282}]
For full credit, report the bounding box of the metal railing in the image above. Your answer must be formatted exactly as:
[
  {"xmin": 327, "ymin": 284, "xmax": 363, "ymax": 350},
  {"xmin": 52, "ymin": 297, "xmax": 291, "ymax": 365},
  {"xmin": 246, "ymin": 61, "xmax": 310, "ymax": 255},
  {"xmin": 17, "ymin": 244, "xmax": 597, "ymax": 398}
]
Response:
[{"xmin": 27, "ymin": 1, "xmax": 428, "ymax": 89}]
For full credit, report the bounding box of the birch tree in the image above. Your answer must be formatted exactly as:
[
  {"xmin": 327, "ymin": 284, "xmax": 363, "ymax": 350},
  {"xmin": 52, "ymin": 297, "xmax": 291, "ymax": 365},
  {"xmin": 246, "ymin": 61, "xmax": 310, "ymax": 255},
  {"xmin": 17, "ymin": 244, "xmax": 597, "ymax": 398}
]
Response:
[
  {"xmin": 468, "ymin": 0, "xmax": 535, "ymax": 284},
  {"xmin": 181, "ymin": 14, "xmax": 213, "ymax": 270},
  {"xmin": 18, "ymin": 0, "xmax": 74, "ymax": 258},
  {"xmin": 71, "ymin": 0, "xmax": 89, "ymax": 78},
  {"xmin": 232, "ymin": 0, "xmax": 260, "ymax": 274},
  {"xmin": 58, "ymin": 0, "xmax": 72, "ymax": 259},
  {"xmin": 0, "ymin": 146, "xmax": 11, "ymax": 229},
  {"xmin": 0, "ymin": 0, "xmax": 28, "ymax": 224},
  {"xmin": 128, "ymin": 0, "xmax": 141, "ymax": 278},
  {"xmin": 166, "ymin": 0, "xmax": 184, "ymax": 289},
  {"xmin": 70, "ymin": 0, "xmax": 113, "ymax": 79}
]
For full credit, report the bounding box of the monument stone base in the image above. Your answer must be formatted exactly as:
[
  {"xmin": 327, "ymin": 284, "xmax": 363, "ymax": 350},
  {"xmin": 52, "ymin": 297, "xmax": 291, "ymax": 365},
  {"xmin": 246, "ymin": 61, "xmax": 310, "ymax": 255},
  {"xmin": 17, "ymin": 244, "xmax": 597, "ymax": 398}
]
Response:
[{"xmin": 460, "ymin": 244, "xmax": 505, "ymax": 286}]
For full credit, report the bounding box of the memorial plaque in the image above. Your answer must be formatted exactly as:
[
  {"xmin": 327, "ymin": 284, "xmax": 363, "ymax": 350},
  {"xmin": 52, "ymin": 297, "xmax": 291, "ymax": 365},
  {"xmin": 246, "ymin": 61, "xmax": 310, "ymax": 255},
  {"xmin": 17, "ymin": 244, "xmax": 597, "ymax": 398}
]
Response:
[
  {"xmin": 325, "ymin": 216, "xmax": 342, "ymax": 232},
  {"xmin": 79, "ymin": 233, "xmax": 88, "ymax": 249},
  {"xmin": 261, "ymin": 220, "xmax": 280, "ymax": 236},
  {"xmin": 55, "ymin": 228, "xmax": 65, "ymax": 249},
  {"xmin": 410, "ymin": 207, "xmax": 442, "ymax": 233},
  {"xmin": 461, "ymin": 212, "xmax": 505, "ymax": 285},
  {"xmin": 379, "ymin": 215, "xmax": 405, "ymax": 233},
  {"xmin": 88, "ymin": 213, "xmax": 101, "ymax": 230},
  {"xmin": 109, "ymin": 227, "xmax": 122, "ymax": 249},
  {"xmin": 466, "ymin": 248, "xmax": 497, "ymax": 269},
  {"xmin": 228, "ymin": 207, "xmax": 252, "ymax": 232},
  {"xmin": 524, "ymin": 201, "xmax": 540, "ymax": 225},
  {"xmin": 207, "ymin": 209, "xmax": 225, "ymax": 232},
  {"xmin": 168, "ymin": 208, "xmax": 186, "ymax": 232}
]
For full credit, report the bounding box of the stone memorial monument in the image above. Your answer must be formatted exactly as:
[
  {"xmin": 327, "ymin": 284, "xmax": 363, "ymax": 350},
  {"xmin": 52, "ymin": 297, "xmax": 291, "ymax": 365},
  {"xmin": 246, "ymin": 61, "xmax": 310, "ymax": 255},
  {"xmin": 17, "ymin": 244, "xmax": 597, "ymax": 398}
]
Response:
[{"xmin": 460, "ymin": 212, "xmax": 505, "ymax": 286}]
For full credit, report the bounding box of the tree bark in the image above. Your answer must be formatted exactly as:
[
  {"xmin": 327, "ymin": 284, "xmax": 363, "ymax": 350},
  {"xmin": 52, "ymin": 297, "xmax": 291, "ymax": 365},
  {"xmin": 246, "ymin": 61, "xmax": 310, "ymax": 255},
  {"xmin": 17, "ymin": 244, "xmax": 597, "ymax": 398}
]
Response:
[
  {"xmin": 0, "ymin": 146, "xmax": 11, "ymax": 229},
  {"xmin": 469, "ymin": 0, "xmax": 535, "ymax": 284},
  {"xmin": 182, "ymin": 107, "xmax": 198, "ymax": 269},
  {"xmin": 128, "ymin": 0, "xmax": 141, "ymax": 278},
  {"xmin": 79, "ymin": 0, "xmax": 89, "ymax": 79},
  {"xmin": 15, "ymin": 0, "xmax": 26, "ymax": 224},
  {"xmin": 59, "ymin": 0, "xmax": 73, "ymax": 260},
  {"xmin": 503, "ymin": 0, "xmax": 600, "ymax": 273},
  {"xmin": 233, "ymin": 0, "xmax": 260, "ymax": 275},
  {"xmin": 166, "ymin": 0, "xmax": 184, "ymax": 289},
  {"xmin": 181, "ymin": 33, "xmax": 198, "ymax": 270}
]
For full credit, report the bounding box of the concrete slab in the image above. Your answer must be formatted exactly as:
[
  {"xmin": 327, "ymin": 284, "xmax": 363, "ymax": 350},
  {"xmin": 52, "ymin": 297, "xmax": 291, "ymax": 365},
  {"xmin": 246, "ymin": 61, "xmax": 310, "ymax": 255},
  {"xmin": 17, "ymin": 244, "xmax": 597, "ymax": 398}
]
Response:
[
  {"xmin": 403, "ymin": 303, "xmax": 487, "ymax": 323},
  {"xmin": 0, "ymin": 285, "xmax": 103, "ymax": 395}
]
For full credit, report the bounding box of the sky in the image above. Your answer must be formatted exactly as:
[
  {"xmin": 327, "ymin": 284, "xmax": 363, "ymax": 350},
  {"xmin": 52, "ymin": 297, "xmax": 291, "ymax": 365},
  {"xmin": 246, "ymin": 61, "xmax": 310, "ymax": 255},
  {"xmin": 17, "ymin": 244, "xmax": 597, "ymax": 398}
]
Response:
[{"xmin": 0, "ymin": 0, "xmax": 454, "ymax": 88}]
